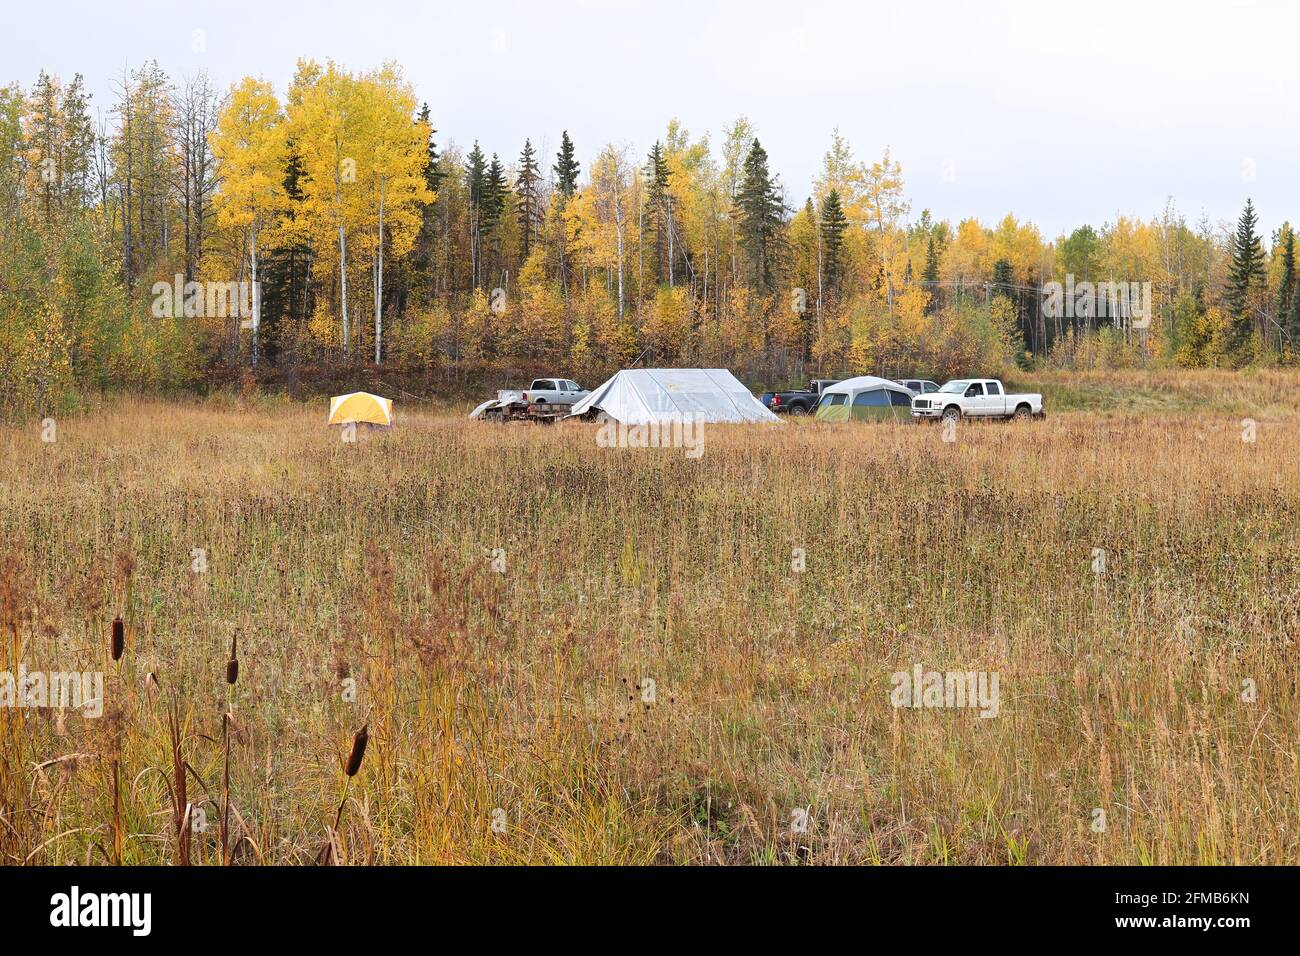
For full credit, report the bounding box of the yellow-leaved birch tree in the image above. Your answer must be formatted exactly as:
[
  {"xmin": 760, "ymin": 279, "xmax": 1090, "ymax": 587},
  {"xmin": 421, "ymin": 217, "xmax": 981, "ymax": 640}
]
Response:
[
  {"xmin": 290, "ymin": 61, "xmax": 367, "ymax": 355},
  {"xmin": 355, "ymin": 64, "xmax": 432, "ymax": 364},
  {"xmin": 211, "ymin": 77, "xmax": 287, "ymax": 365}
]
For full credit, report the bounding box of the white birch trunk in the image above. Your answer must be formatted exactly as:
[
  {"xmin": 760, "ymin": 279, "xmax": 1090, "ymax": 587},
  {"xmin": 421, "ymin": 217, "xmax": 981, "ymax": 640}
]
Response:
[
  {"xmin": 375, "ymin": 181, "xmax": 385, "ymax": 365},
  {"xmin": 250, "ymin": 227, "xmax": 260, "ymax": 366}
]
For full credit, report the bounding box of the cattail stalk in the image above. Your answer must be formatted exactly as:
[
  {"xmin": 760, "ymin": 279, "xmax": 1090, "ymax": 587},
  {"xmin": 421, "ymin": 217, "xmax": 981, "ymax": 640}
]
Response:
[
  {"xmin": 330, "ymin": 723, "xmax": 370, "ymax": 859},
  {"xmin": 222, "ymin": 635, "xmax": 238, "ymax": 865},
  {"xmin": 108, "ymin": 615, "xmax": 126, "ymax": 865},
  {"xmin": 222, "ymin": 712, "xmax": 232, "ymax": 865},
  {"xmin": 112, "ymin": 757, "xmax": 122, "ymax": 865},
  {"xmin": 167, "ymin": 699, "xmax": 190, "ymax": 866}
]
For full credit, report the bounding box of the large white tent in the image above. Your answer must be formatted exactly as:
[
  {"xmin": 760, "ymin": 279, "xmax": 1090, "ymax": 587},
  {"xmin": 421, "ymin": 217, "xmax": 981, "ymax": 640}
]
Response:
[{"xmin": 567, "ymin": 368, "xmax": 780, "ymax": 425}]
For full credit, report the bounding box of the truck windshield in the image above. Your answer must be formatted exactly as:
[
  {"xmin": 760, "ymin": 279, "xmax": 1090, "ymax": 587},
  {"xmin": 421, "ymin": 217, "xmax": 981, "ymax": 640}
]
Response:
[{"xmin": 938, "ymin": 381, "xmax": 970, "ymax": 394}]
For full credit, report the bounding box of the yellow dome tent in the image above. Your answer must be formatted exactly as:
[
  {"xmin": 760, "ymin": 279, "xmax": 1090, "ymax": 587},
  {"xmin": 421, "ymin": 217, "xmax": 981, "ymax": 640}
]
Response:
[{"xmin": 328, "ymin": 392, "xmax": 393, "ymax": 427}]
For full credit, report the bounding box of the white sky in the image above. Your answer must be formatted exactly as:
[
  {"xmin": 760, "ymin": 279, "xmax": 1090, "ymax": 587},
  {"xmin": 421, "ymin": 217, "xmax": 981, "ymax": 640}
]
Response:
[{"xmin": 6, "ymin": 0, "xmax": 1297, "ymax": 240}]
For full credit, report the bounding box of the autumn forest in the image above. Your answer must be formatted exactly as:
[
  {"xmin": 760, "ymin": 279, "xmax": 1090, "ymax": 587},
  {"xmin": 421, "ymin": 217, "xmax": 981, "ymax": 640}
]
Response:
[{"xmin": 2, "ymin": 58, "xmax": 1296, "ymax": 413}]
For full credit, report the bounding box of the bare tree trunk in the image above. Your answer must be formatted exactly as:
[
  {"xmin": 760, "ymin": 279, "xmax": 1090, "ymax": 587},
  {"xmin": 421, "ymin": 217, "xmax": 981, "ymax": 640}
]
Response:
[
  {"xmin": 668, "ymin": 197, "xmax": 674, "ymax": 287},
  {"xmin": 118, "ymin": 70, "xmax": 134, "ymax": 285},
  {"xmin": 614, "ymin": 201, "xmax": 625, "ymax": 321},
  {"xmin": 816, "ymin": 199, "xmax": 824, "ymax": 368},
  {"xmin": 636, "ymin": 179, "xmax": 643, "ymax": 316},
  {"xmin": 95, "ymin": 113, "xmax": 111, "ymax": 234},
  {"xmin": 375, "ymin": 181, "xmax": 385, "ymax": 365},
  {"xmin": 339, "ymin": 223, "xmax": 349, "ymax": 355},
  {"xmin": 250, "ymin": 228, "xmax": 260, "ymax": 366}
]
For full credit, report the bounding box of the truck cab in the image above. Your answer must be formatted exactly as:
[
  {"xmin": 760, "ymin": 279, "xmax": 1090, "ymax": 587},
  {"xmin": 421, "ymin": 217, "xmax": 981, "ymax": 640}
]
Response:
[
  {"xmin": 898, "ymin": 378, "xmax": 940, "ymax": 396},
  {"xmin": 524, "ymin": 379, "xmax": 586, "ymax": 404}
]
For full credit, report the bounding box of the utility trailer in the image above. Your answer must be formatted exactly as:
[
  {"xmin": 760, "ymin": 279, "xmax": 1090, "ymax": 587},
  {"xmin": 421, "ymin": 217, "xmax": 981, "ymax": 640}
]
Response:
[{"xmin": 469, "ymin": 378, "xmax": 590, "ymax": 422}]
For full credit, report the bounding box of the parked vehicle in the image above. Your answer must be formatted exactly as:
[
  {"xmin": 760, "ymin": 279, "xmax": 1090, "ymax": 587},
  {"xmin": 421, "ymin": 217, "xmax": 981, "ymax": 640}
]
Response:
[
  {"xmin": 897, "ymin": 378, "xmax": 941, "ymax": 395},
  {"xmin": 469, "ymin": 378, "xmax": 590, "ymax": 421},
  {"xmin": 760, "ymin": 379, "xmax": 841, "ymax": 415},
  {"xmin": 911, "ymin": 379, "xmax": 1044, "ymax": 422}
]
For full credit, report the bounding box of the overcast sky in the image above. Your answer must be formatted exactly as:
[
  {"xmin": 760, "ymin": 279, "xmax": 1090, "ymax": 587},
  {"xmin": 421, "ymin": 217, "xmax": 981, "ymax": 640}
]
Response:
[{"xmin": 7, "ymin": 0, "xmax": 1296, "ymax": 240}]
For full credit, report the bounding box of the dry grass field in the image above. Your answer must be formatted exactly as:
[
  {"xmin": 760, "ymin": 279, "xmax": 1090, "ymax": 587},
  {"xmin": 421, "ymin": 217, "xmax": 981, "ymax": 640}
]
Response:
[{"xmin": 2, "ymin": 370, "xmax": 1298, "ymax": 865}]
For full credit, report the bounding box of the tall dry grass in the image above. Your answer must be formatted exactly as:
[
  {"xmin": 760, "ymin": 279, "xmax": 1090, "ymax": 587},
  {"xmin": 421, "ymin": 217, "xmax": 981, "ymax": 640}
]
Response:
[{"xmin": 1, "ymin": 372, "xmax": 1298, "ymax": 864}]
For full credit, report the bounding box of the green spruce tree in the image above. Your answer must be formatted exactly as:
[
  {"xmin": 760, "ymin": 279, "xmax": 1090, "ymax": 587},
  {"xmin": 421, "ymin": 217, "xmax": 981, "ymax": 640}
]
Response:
[
  {"xmin": 819, "ymin": 188, "xmax": 848, "ymax": 294},
  {"xmin": 482, "ymin": 154, "xmax": 507, "ymax": 232},
  {"xmin": 465, "ymin": 142, "xmax": 487, "ymax": 287},
  {"xmin": 992, "ymin": 258, "xmax": 1015, "ymax": 293},
  {"xmin": 737, "ymin": 139, "xmax": 785, "ymax": 292},
  {"xmin": 922, "ymin": 235, "xmax": 941, "ymax": 313},
  {"xmin": 644, "ymin": 141, "xmax": 672, "ymax": 284},
  {"xmin": 553, "ymin": 130, "xmax": 580, "ymax": 201},
  {"xmin": 923, "ymin": 235, "xmax": 940, "ymax": 285},
  {"xmin": 1226, "ymin": 198, "xmax": 1266, "ymax": 354},
  {"xmin": 482, "ymin": 154, "xmax": 510, "ymax": 288},
  {"xmin": 516, "ymin": 138, "xmax": 542, "ymax": 259},
  {"xmin": 1290, "ymin": 261, "xmax": 1300, "ymax": 351},
  {"xmin": 1275, "ymin": 225, "xmax": 1295, "ymax": 330},
  {"xmin": 418, "ymin": 104, "xmax": 443, "ymax": 193}
]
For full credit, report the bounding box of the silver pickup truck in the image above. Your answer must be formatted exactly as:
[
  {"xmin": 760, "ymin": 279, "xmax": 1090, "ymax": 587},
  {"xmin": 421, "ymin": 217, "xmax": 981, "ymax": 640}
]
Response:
[
  {"xmin": 470, "ymin": 378, "xmax": 590, "ymax": 421},
  {"xmin": 911, "ymin": 379, "xmax": 1044, "ymax": 422}
]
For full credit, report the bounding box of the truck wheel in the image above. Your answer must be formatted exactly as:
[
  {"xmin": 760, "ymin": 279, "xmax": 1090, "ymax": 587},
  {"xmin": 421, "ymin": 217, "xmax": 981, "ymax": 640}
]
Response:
[
  {"xmin": 1013, "ymin": 404, "xmax": 1031, "ymax": 421},
  {"xmin": 788, "ymin": 403, "xmax": 809, "ymax": 416},
  {"xmin": 941, "ymin": 405, "xmax": 961, "ymax": 424}
]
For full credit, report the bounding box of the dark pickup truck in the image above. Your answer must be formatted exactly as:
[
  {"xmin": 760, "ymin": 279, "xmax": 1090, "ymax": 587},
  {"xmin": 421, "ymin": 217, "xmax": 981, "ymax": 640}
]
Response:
[{"xmin": 760, "ymin": 379, "xmax": 841, "ymax": 415}]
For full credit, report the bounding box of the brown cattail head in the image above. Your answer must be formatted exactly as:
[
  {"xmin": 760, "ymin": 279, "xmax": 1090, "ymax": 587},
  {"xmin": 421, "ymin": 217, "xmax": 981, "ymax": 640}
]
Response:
[
  {"xmin": 345, "ymin": 724, "xmax": 368, "ymax": 777},
  {"xmin": 110, "ymin": 617, "xmax": 125, "ymax": 661},
  {"xmin": 226, "ymin": 635, "xmax": 239, "ymax": 685}
]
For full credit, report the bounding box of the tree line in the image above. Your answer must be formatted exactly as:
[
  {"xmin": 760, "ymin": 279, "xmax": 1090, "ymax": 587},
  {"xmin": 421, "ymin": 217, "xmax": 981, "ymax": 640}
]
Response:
[{"xmin": 2, "ymin": 59, "xmax": 1297, "ymax": 414}]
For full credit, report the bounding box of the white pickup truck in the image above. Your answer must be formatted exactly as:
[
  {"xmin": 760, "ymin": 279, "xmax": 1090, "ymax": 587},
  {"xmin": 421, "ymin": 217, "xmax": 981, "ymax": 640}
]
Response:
[
  {"xmin": 470, "ymin": 378, "xmax": 590, "ymax": 421},
  {"xmin": 911, "ymin": 379, "xmax": 1044, "ymax": 422}
]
